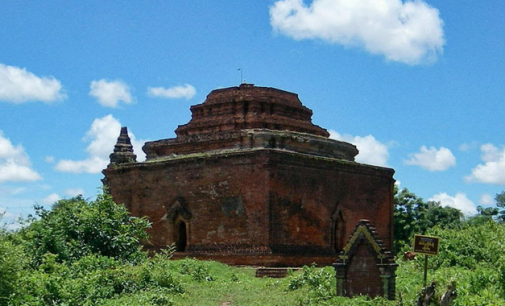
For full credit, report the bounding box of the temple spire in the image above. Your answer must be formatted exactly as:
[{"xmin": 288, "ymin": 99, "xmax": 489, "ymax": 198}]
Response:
[{"xmin": 109, "ymin": 127, "xmax": 137, "ymax": 165}]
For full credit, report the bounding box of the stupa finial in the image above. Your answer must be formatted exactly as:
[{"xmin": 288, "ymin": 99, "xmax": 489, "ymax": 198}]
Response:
[{"xmin": 109, "ymin": 127, "xmax": 137, "ymax": 165}]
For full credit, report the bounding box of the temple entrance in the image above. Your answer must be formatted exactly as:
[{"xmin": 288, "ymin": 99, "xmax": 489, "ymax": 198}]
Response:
[{"xmin": 175, "ymin": 221, "xmax": 187, "ymax": 252}]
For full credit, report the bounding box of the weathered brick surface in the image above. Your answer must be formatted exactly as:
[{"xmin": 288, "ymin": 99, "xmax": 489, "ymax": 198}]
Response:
[
  {"xmin": 105, "ymin": 152, "xmax": 270, "ymax": 251},
  {"xmin": 346, "ymin": 242, "xmax": 383, "ymax": 297},
  {"xmin": 267, "ymin": 152, "xmax": 394, "ymax": 253},
  {"xmin": 175, "ymin": 84, "xmax": 329, "ymax": 137},
  {"xmin": 102, "ymin": 84, "xmax": 395, "ymax": 267}
]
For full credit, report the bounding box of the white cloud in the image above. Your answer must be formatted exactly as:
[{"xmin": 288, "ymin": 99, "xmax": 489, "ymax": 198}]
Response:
[
  {"xmin": 0, "ymin": 63, "xmax": 66, "ymax": 103},
  {"xmin": 44, "ymin": 156, "xmax": 55, "ymax": 163},
  {"xmin": 0, "ymin": 131, "xmax": 42, "ymax": 183},
  {"xmin": 480, "ymin": 143, "xmax": 502, "ymax": 163},
  {"xmin": 89, "ymin": 79, "xmax": 133, "ymax": 108},
  {"xmin": 55, "ymin": 115, "xmax": 146, "ymax": 174},
  {"xmin": 329, "ymin": 130, "xmax": 389, "ymax": 167},
  {"xmin": 459, "ymin": 141, "xmax": 479, "ymax": 152},
  {"xmin": 41, "ymin": 193, "xmax": 61, "ymax": 205},
  {"xmin": 429, "ymin": 192, "xmax": 477, "ymax": 216},
  {"xmin": 65, "ymin": 188, "xmax": 84, "ymax": 197},
  {"xmin": 147, "ymin": 84, "xmax": 196, "ymax": 100},
  {"xmin": 270, "ymin": 0, "xmax": 444, "ymax": 65},
  {"xmin": 56, "ymin": 157, "xmax": 106, "ymax": 174},
  {"xmin": 479, "ymin": 194, "xmax": 494, "ymax": 206},
  {"xmin": 0, "ymin": 162, "xmax": 42, "ymax": 183},
  {"xmin": 404, "ymin": 146, "xmax": 456, "ymax": 171},
  {"xmin": 0, "ymin": 186, "xmax": 26, "ymax": 196},
  {"xmin": 465, "ymin": 144, "xmax": 505, "ymax": 185}
]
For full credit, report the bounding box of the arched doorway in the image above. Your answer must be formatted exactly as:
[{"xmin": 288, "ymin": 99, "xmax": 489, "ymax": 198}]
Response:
[
  {"xmin": 175, "ymin": 221, "xmax": 187, "ymax": 252},
  {"xmin": 331, "ymin": 209, "xmax": 346, "ymax": 252}
]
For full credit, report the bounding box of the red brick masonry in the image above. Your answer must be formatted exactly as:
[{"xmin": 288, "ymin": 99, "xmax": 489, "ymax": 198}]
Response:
[{"xmin": 103, "ymin": 84, "xmax": 395, "ymax": 267}]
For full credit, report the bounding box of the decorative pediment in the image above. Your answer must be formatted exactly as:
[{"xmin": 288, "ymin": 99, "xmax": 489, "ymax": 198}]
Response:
[
  {"xmin": 336, "ymin": 219, "xmax": 395, "ymax": 266},
  {"xmin": 166, "ymin": 197, "xmax": 192, "ymax": 223},
  {"xmin": 333, "ymin": 219, "xmax": 397, "ymax": 300}
]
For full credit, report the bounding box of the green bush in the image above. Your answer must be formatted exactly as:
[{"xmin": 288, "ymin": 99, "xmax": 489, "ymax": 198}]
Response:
[
  {"xmin": 177, "ymin": 258, "xmax": 216, "ymax": 282},
  {"xmin": 395, "ymin": 221, "xmax": 505, "ymax": 305},
  {"xmin": 22, "ymin": 192, "xmax": 151, "ymax": 266},
  {"xmin": 0, "ymin": 232, "xmax": 27, "ymax": 306},
  {"xmin": 9, "ymin": 252, "xmax": 184, "ymax": 306},
  {"xmin": 426, "ymin": 221, "xmax": 505, "ymax": 270},
  {"xmin": 288, "ymin": 264, "xmax": 334, "ymax": 302}
]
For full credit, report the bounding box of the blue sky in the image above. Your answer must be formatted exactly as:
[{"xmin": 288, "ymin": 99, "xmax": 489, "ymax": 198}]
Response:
[{"xmin": 2, "ymin": 0, "xmax": 505, "ymax": 228}]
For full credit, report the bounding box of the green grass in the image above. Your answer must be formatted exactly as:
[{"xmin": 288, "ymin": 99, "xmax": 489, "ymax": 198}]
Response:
[
  {"xmin": 119, "ymin": 258, "xmax": 396, "ymax": 306},
  {"xmin": 157, "ymin": 259, "xmax": 311, "ymax": 306},
  {"xmin": 134, "ymin": 257, "xmax": 505, "ymax": 306}
]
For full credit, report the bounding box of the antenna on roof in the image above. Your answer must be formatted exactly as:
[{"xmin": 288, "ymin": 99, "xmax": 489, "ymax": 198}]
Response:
[{"xmin": 238, "ymin": 68, "xmax": 243, "ymax": 84}]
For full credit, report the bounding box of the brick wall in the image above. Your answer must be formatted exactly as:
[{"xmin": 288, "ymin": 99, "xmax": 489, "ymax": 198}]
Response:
[{"xmin": 104, "ymin": 149, "xmax": 394, "ymax": 266}]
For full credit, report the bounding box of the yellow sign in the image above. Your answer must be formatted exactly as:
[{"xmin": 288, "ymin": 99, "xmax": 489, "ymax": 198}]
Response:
[{"xmin": 413, "ymin": 235, "xmax": 439, "ymax": 256}]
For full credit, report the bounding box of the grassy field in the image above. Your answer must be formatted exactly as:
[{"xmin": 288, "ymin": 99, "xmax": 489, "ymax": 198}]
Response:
[
  {"xmin": 107, "ymin": 258, "xmax": 397, "ymax": 306},
  {"xmin": 146, "ymin": 257, "xmax": 505, "ymax": 306}
]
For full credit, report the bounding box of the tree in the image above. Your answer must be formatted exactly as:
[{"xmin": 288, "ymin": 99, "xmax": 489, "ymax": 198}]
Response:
[
  {"xmin": 0, "ymin": 230, "xmax": 27, "ymax": 305},
  {"xmin": 394, "ymin": 187, "xmax": 462, "ymax": 253},
  {"xmin": 23, "ymin": 192, "xmax": 151, "ymax": 266},
  {"xmin": 477, "ymin": 205, "xmax": 499, "ymax": 217},
  {"xmin": 394, "ymin": 187, "xmax": 428, "ymax": 252},
  {"xmin": 466, "ymin": 205, "xmax": 499, "ymax": 226},
  {"xmin": 425, "ymin": 201, "xmax": 462, "ymax": 230},
  {"xmin": 495, "ymin": 191, "xmax": 505, "ymax": 222}
]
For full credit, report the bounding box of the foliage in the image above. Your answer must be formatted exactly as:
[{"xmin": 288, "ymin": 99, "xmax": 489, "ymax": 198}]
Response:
[
  {"xmin": 396, "ymin": 221, "xmax": 505, "ymax": 305},
  {"xmin": 424, "ymin": 202, "xmax": 462, "ymax": 229},
  {"xmin": 0, "ymin": 230, "xmax": 27, "ymax": 306},
  {"xmin": 177, "ymin": 258, "xmax": 215, "ymax": 282},
  {"xmin": 9, "ymin": 252, "xmax": 184, "ymax": 306},
  {"xmin": 472, "ymin": 190, "xmax": 505, "ymax": 224},
  {"xmin": 287, "ymin": 264, "xmax": 334, "ymax": 302},
  {"xmin": 21, "ymin": 192, "xmax": 151, "ymax": 266},
  {"xmin": 4, "ymin": 224, "xmax": 505, "ymax": 305},
  {"xmin": 470, "ymin": 205, "xmax": 499, "ymax": 226},
  {"xmin": 427, "ymin": 220, "xmax": 505, "ymax": 270},
  {"xmin": 394, "ymin": 187, "xmax": 462, "ymax": 253},
  {"xmin": 4, "ymin": 187, "xmax": 505, "ymax": 305},
  {"xmin": 494, "ymin": 191, "xmax": 505, "ymax": 222}
]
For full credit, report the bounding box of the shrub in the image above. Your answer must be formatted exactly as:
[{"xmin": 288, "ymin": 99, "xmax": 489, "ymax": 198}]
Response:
[
  {"xmin": 0, "ymin": 232, "xmax": 27, "ymax": 306},
  {"xmin": 22, "ymin": 192, "xmax": 151, "ymax": 266},
  {"xmin": 177, "ymin": 258, "xmax": 215, "ymax": 282},
  {"xmin": 288, "ymin": 264, "xmax": 334, "ymax": 302},
  {"xmin": 10, "ymin": 251, "xmax": 183, "ymax": 306},
  {"xmin": 426, "ymin": 221, "xmax": 505, "ymax": 270}
]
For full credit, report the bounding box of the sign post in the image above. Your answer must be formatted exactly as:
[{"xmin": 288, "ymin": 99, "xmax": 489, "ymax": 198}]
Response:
[{"xmin": 413, "ymin": 235, "xmax": 440, "ymax": 287}]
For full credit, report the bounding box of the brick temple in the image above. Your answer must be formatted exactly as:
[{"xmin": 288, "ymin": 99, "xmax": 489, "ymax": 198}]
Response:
[{"xmin": 102, "ymin": 83, "xmax": 396, "ymax": 267}]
